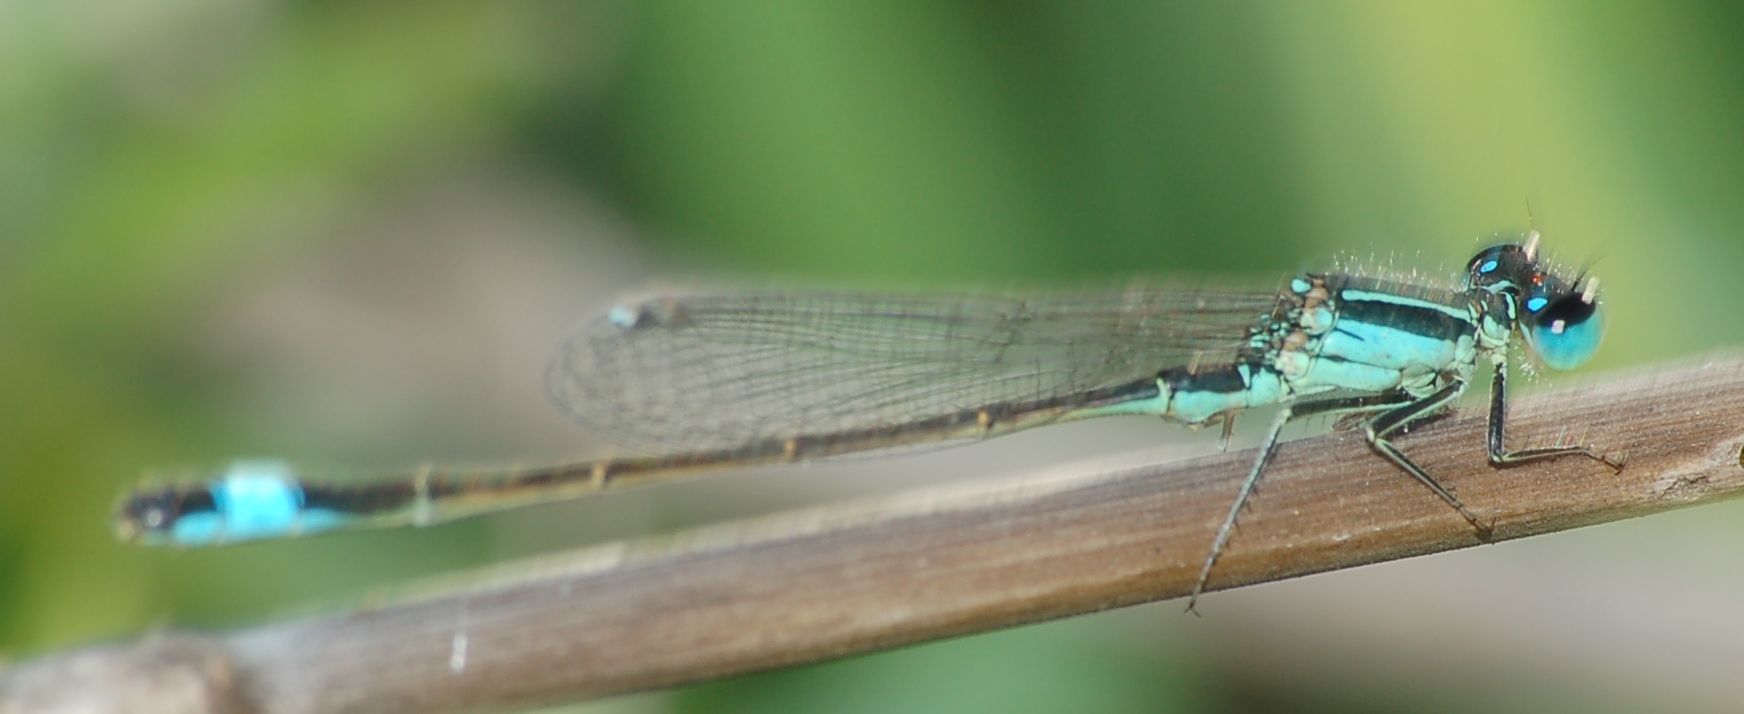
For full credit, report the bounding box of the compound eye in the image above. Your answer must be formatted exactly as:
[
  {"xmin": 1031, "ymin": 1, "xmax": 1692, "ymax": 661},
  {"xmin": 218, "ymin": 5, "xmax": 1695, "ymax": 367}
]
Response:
[{"xmin": 1524, "ymin": 292, "xmax": 1603, "ymax": 370}]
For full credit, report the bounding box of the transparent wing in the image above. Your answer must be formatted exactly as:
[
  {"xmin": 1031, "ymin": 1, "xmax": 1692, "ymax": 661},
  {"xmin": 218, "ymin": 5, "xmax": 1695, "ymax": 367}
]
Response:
[{"xmin": 547, "ymin": 281, "xmax": 1285, "ymax": 453}]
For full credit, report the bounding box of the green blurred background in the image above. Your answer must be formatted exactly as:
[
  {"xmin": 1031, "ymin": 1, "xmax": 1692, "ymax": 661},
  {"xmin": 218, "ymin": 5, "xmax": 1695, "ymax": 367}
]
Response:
[{"xmin": 5, "ymin": 2, "xmax": 1744, "ymax": 712}]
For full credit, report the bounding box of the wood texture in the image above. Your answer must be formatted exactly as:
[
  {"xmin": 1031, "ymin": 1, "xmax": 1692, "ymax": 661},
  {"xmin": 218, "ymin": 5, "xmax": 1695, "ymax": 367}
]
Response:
[{"xmin": 6, "ymin": 353, "xmax": 1744, "ymax": 714}]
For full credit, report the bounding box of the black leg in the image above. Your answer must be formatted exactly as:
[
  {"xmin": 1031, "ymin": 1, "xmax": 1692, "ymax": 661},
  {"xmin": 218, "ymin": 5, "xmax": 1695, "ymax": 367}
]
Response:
[
  {"xmin": 1362, "ymin": 379, "xmax": 1493, "ymax": 538},
  {"xmin": 1186, "ymin": 391, "xmax": 1417, "ymax": 614},
  {"xmin": 1188, "ymin": 365, "xmax": 1623, "ymax": 613},
  {"xmin": 1488, "ymin": 361, "xmax": 1623, "ymax": 471}
]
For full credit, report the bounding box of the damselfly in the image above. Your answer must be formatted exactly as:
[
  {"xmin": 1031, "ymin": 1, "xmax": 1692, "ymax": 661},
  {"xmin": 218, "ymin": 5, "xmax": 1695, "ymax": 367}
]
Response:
[{"xmin": 115, "ymin": 232, "xmax": 1620, "ymax": 609}]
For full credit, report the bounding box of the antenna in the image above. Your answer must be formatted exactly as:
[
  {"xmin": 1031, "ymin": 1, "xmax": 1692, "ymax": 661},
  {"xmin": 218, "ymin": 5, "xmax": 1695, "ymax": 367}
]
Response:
[{"xmin": 1524, "ymin": 197, "xmax": 1541, "ymax": 261}]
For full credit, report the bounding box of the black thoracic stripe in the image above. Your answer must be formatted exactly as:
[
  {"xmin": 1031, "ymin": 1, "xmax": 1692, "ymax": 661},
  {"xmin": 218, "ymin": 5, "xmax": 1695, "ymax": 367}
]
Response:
[{"xmin": 1333, "ymin": 290, "xmax": 1474, "ymax": 342}]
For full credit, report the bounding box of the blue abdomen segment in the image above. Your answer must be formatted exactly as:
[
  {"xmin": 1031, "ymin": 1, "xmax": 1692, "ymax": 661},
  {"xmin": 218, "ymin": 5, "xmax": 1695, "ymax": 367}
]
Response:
[
  {"xmin": 170, "ymin": 461, "xmax": 352, "ymax": 545},
  {"xmin": 1157, "ymin": 361, "xmax": 1288, "ymax": 425},
  {"xmin": 116, "ymin": 461, "xmax": 370, "ymax": 546}
]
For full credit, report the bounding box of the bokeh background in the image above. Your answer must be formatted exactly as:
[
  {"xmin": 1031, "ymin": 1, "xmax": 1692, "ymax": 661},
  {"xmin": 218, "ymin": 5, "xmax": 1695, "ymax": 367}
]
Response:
[{"xmin": 5, "ymin": 2, "xmax": 1744, "ymax": 712}]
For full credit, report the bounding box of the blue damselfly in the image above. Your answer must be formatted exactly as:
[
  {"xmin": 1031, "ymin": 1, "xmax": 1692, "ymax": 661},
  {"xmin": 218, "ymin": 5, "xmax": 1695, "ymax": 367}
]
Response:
[{"xmin": 115, "ymin": 232, "xmax": 1619, "ymax": 609}]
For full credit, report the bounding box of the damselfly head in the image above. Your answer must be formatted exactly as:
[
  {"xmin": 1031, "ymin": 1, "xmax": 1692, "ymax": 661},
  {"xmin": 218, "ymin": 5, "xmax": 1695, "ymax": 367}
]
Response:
[{"xmin": 1463, "ymin": 240, "xmax": 1604, "ymax": 370}]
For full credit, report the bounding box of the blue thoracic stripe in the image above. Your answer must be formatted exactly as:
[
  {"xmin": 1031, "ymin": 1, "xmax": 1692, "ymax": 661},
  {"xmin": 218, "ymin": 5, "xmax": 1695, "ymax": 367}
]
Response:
[{"xmin": 1264, "ymin": 279, "xmax": 1482, "ymax": 399}]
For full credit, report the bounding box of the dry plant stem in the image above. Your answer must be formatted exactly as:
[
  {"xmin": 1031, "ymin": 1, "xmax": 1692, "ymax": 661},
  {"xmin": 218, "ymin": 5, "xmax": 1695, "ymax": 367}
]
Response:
[{"xmin": 7, "ymin": 353, "xmax": 1744, "ymax": 714}]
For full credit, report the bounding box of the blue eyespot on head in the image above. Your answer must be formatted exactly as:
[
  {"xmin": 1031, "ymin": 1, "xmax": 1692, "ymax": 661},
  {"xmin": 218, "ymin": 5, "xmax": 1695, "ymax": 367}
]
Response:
[
  {"xmin": 1522, "ymin": 288, "xmax": 1604, "ymax": 370},
  {"xmin": 1464, "ymin": 243, "xmax": 1534, "ymax": 293}
]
